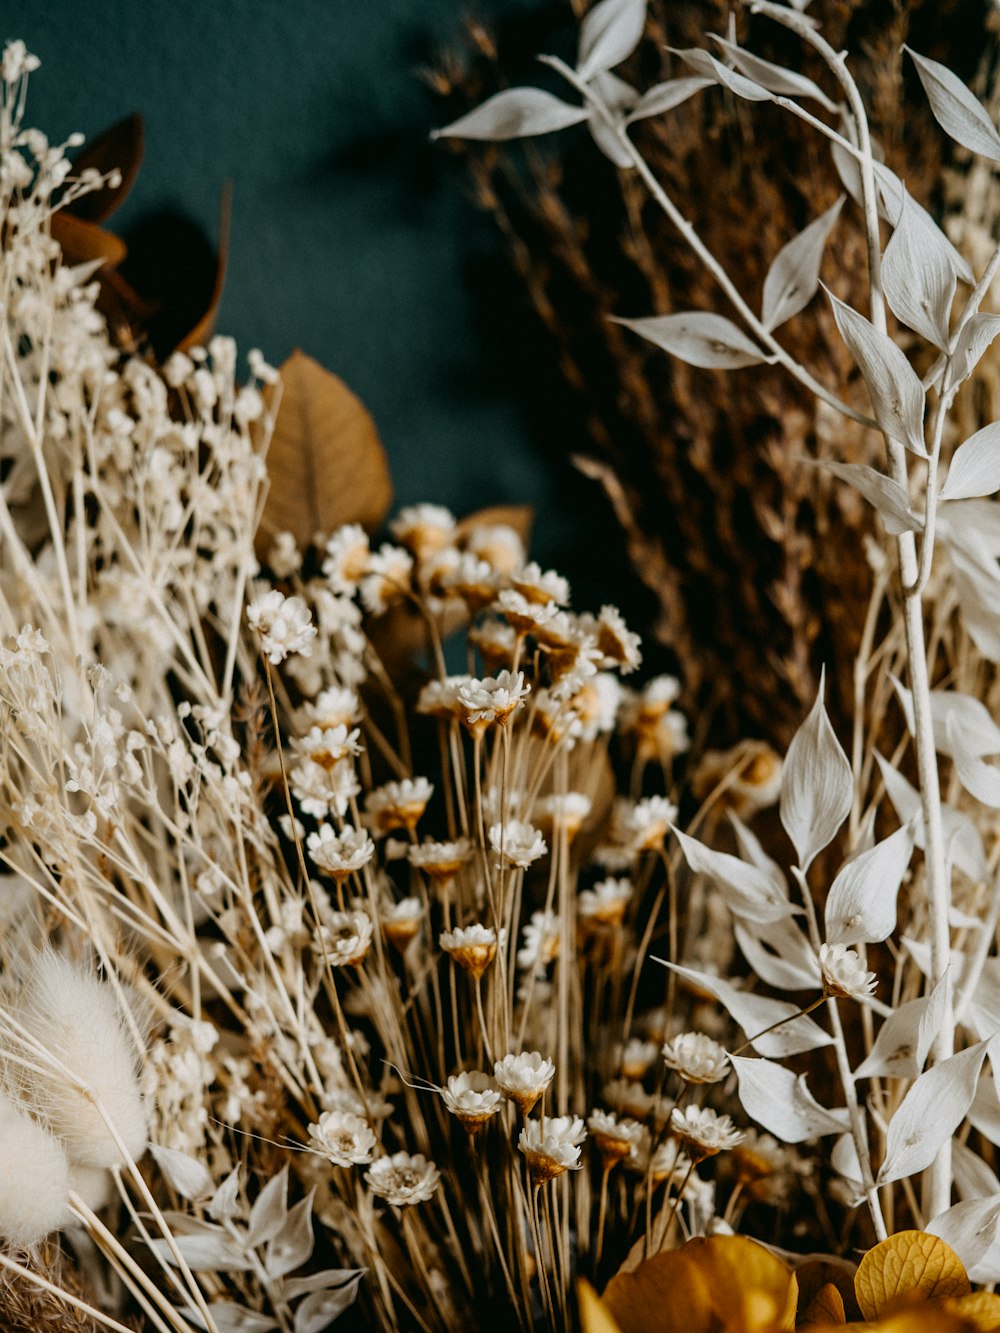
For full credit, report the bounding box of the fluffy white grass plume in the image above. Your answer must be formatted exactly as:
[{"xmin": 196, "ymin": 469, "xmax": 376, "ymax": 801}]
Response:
[
  {"xmin": 16, "ymin": 954, "xmax": 148, "ymax": 1167},
  {"xmin": 0, "ymin": 1091, "xmax": 69, "ymax": 1247}
]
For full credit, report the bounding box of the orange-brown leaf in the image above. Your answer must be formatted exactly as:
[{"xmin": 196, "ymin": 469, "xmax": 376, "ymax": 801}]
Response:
[
  {"xmin": 50, "ymin": 210, "xmax": 126, "ymax": 271},
  {"xmin": 176, "ymin": 181, "xmax": 231, "ymax": 354},
  {"xmin": 578, "ymin": 1279, "xmax": 623, "ymax": 1333},
  {"xmin": 455, "ymin": 503, "xmax": 534, "ymax": 549},
  {"xmin": 854, "ymin": 1232, "xmax": 970, "ymax": 1322},
  {"xmin": 801, "ymin": 1283, "xmax": 847, "ymax": 1326},
  {"xmin": 603, "ymin": 1235, "xmax": 797, "ymax": 1333},
  {"xmin": 939, "ymin": 1290, "xmax": 1000, "ymax": 1330},
  {"xmin": 256, "ymin": 350, "xmax": 392, "ymax": 553},
  {"xmin": 66, "ymin": 113, "xmax": 144, "ymax": 222}
]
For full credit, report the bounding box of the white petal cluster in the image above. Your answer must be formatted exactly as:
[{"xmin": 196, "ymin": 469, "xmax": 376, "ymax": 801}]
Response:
[
  {"xmin": 441, "ymin": 1071, "xmax": 503, "ymax": 1130},
  {"xmin": 307, "ymin": 1109, "xmax": 376, "ymax": 1167},
  {"xmin": 439, "ymin": 924, "xmax": 502, "ymax": 979},
  {"xmin": 246, "ymin": 590, "xmax": 317, "ymax": 664},
  {"xmin": 820, "ymin": 943, "xmax": 878, "ymax": 1000},
  {"xmin": 578, "ymin": 877, "xmax": 632, "ymax": 925},
  {"xmin": 457, "ymin": 669, "xmax": 530, "ymax": 726},
  {"xmin": 366, "ymin": 1151, "xmax": 439, "ymax": 1206},
  {"xmin": 319, "ymin": 910, "xmax": 374, "ymax": 967},
  {"xmin": 518, "ymin": 1115, "xmax": 586, "ymax": 1183},
  {"xmin": 489, "ymin": 819, "xmax": 547, "ymax": 869},
  {"xmin": 307, "ymin": 823, "xmax": 375, "ymax": 878},
  {"xmin": 493, "ymin": 1051, "xmax": 555, "ymax": 1113},
  {"xmin": 670, "ymin": 1105, "xmax": 744, "ymax": 1160},
  {"xmin": 661, "ymin": 1031, "xmax": 730, "ymax": 1085},
  {"xmin": 365, "ymin": 777, "xmax": 434, "ymax": 833}
]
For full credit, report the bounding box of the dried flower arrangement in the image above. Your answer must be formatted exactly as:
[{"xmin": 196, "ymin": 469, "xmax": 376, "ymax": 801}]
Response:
[{"xmin": 6, "ymin": 0, "xmax": 1000, "ymax": 1328}]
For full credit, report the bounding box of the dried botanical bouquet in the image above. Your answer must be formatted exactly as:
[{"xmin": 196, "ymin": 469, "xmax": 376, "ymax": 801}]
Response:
[{"xmin": 6, "ymin": 0, "xmax": 1000, "ymax": 1328}]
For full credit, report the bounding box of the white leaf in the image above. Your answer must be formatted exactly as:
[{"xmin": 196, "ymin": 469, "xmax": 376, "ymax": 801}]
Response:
[
  {"xmin": 928, "ymin": 1195, "xmax": 1000, "ymax": 1281},
  {"xmin": 708, "ymin": 36, "xmax": 836, "ymax": 110},
  {"xmin": 614, "ymin": 311, "xmax": 767, "ymax": 369},
  {"xmin": 586, "ymin": 73, "xmax": 637, "ymax": 166},
  {"xmin": 779, "ymin": 675, "xmax": 853, "ymax": 871},
  {"xmin": 247, "ymin": 1166, "xmax": 288, "ymax": 1249},
  {"xmin": 949, "ymin": 715, "xmax": 1000, "ymax": 808},
  {"xmin": 892, "ymin": 684, "xmax": 1000, "ymax": 759},
  {"xmin": 669, "ymin": 46, "xmax": 773, "ymax": 102},
  {"xmin": 824, "ymin": 824, "xmax": 913, "ymax": 945},
  {"xmin": 953, "ymin": 1136, "xmax": 1000, "ymax": 1202},
  {"xmin": 294, "ymin": 1276, "xmax": 365, "ymax": 1333},
  {"xmin": 284, "ymin": 1270, "xmax": 367, "ymax": 1300},
  {"xmin": 433, "ymin": 88, "xmax": 589, "ymax": 141},
  {"xmin": 828, "ymin": 291, "xmax": 928, "ymax": 456},
  {"xmin": 183, "ymin": 1304, "xmax": 279, "ymax": 1333},
  {"xmin": 945, "ymin": 315, "xmax": 1000, "ymax": 392},
  {"xmin": 578, "ymin": 0, "xmax": 647, "ymax": 81},
  {"xmin": 731, "ymin": 1055, "xmax": 848, "ymax": 1143},
  {"xmin": 728, "ymin": 812, "xmax": 786, "ymax": 886},
  {"xmin": 148, "ymin": 1231, "xmax": 250, "ymax": 1273},
  {"xmin": 150, "ymin": 1144, "xmax": 215, "ymax": 1201},
  {"xmin": 831, "ymin": 1134, "xmax": 864, "ymax": 1205},
  {"xmin": 941, "ymin": 423, "xmax": 1000, "ymax": 501},
  {"xmin": 625, "ymin": 77, "xmax": 712, "ymax": 123},
  {"xmin": 970, "ymin": 1073, "xmax": 1000, "ymax": 1146},
  {"xmin": 877, "ymin": 1040, "xmax": 988, "ymax": 1186},
  {"xmin": 855, "ymin": 976, "xmax": 949, "ymax": 1079},
  {"xmin": 672, "ymin": 825, "xmax": 794, "ymax": 923},
  {"xmin": 761, "ymin": 198, "xmax": 843, "ymax": 332},
  {"xmin": 818, "ymin": 460, "xmax": 922, "ymax": 535},
  {"xmin": 734, "ymin": 918, "xmax": 821, "ymax": 992},
  {"xmin": 876, "ymin": 751, "xmax": 987, "ymax": 882},
  {"xmin": 265, "ymin": 1190, "xmax": 315, "ymax": 1280},
  {"xmin": 882, "ymin": 191, "xmax": 955, "ymax": 351},
  {"xmin": 209, "ymin": 1166, "xmax": 243, "ymax": 1222},
  {"xmin": 658, "ymin": 960, "xmax": 833, "ymax": 1056},
  {"xmin": 906, "ymin": 47, "xmax": 1000, "ymax": 162}
]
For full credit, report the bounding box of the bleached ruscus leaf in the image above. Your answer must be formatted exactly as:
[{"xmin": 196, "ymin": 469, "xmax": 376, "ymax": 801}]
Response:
[
  {"xmin": 817, "ymin": 460, "xmax": 922, "ymax": 535},
  {"xmin": 940, "ymin": 423, "xmax": 1000, "ymax": 502},
  {"xmin": 827, "ymin": 291, "xmax": 928, "ymax": 457},
  {"xmin": 708, "ymin": 36, "xmax": 836, "ymax": 109},
  {"xmin": 779, "ymin": 676, "xmax": 853, "ymax": 871},
  {"xmin": 945, "ymin": 315, "xmax": 1000, "ymax": 392},
  {"xmin": 906, "ymin": 47, "xmax": 1000, "ymax": 162},
  {"xmin": 882, "ymin": 191, "xmax": 956, "ymax": 352},
  {"xmin": 876, "ymin": 1041, "xmax": 988, "ymax": 1186},
  {"xmin": 433, "ymin": 88, "xmax": 589, "ymax": 141},
  {"xmin": 625, "ymin": 77, "xmax": 712, "ymax": 123},
  {"xmin": 614, "ymin": 311, "xmax": 767, "ymax": 369},
  {"xmin": 927, "ymin": 1197, "xmax": 1000, "ymax": 1283},
  {"xmin": 672, "ymin": 825, "xmax": 794, "ymax": 923},
  {"xmin": 761, "ymin": 198, "xmax": 842, "ymax": 332},
  {"xmin": 855, "ymin": 977, "xmax": 949, "ymax": 1080},
  {"xmin": 824, "ymin": 823, "xmax": 914, "ymax": 946},
  {"xmin": 669, "ymin": 46, "xmax": 773, "ymax": 101},
  {"xmin": 731, "ymin": 1056, "xmax": 848, "ymax": 1143},
  {"xmin": 256, "ymin": 350, "xmax": 392, "ymax": 555},
  {"xmin": 577, "ymin": 0, "xmax": 647, "ymax": 82}
]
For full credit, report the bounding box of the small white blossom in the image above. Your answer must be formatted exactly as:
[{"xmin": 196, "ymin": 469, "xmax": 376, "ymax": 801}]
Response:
[
  {"xmin": 365, "ymin": 777, "xmax": 433, "ymax": 834},
  {"xmin": 457, "ymin": 669, "xmax": 530, "ymax": 727},
  {"xmin": 441, "ymin": 1071, "xmax": 503, "ymax": 1133},
  {"xmin": 323, "ymin": 523, "xmax": 370, "ymax": 593},
  {"xmin": 246, "ymin": 590, "xmax": 316, "ymax": 664},
  {"xmin": 820, "ymin": 943, "xmax": 878, "ymax": 1000},
  {"xmin": 518, "ymin": 1115, "xmax": 586, "ymax": 1184},
  {"xmin": 307, "ymin": 824, "xmax": 375, "ymax": 879},
  {"xmin": 319, "ymin": 910, "xmax": 373, "ymax": 967},
  {"xmin": 440, "ymin": 924, "xmax": 502, "ymax": 979},
  {"xmin": 366, "ymin": 1151, "xmax": 439, "ymax": 1206},
  {"xmin": 579, "ymin": 877, "xmax": 632, "ymax": 926},
  {"xmin": 489, "ymin": 819, "xmax": 547, "ymax": 869},
  {"xmin": 308, "ymin": 1110, "xmax": 376, "ymax": 1167},
  {"xmin": 670, "ymin": 1106, "xmax": 744, "ymax": 1161},
  {"xmin": 493, "ymin": 1051, "xmax": 555, "ymax": 1114},
  {"xmin": 587, "ymin": 1110, "xmax": 645, "ymax": 1165},
  {"xmin": 661, "ymin": 1032, "xmax": 730, "ymax": 1085}
]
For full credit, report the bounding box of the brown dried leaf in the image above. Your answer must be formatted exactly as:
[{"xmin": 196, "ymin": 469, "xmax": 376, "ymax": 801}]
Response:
[
  {"xmin": 801, "ymin": 1283, "xmax": 847, "ymax": 1326},
  {"xmin": 256, "ymin": 349, "xmax": 392, "ymax": 553},
  {"xmin": 176, "ymin": 181, "xmax": 231, "ymax": 354},
  {"xmin": 66, "ymin": 113, "xmax": 144, "ymax": 222},
  {"xmin": 939, "ymin": 1292, "xmax": 1000, "ymax": 1330},
  {"xmin": 578, "ymin": 1279, "xmax": 623, "ymax": 1333},
  {"xmin": 50, "ymin": 210, "xmax": 126, "ymax": 271},
  {"xmin": 455, "ymin": 503, "xmax": 534, "ymax": 547},
  {"xmin": 855, "ymin": 1232, "xmax": 970, "ymax": 1321}
]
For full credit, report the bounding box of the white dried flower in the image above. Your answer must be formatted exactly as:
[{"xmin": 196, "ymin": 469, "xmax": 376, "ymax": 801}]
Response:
[
  {"xmin": 440, "ymin": 924, "xmax": 503, "ymax": 979},
  {"xmin": 416, "ymin": 674, "xmax": 472, "ymax": 718},
  {"xmin": 518, "ymin": 1114, "xmax": 586, "ymax": 1184},
  {"xmin": 489, "ymin": 819, "xmax": 547, "ymax": 869},
  {"xmin": 306, "ymin": 685, "xmax": 361, "ymax": 731},
  {"xmin": 359, "ymin": 543, "xmax": 413, "ymax": 614},
  {"xmin": 457, "ymin": 669, "xmax": 530, "ymax": 728},
  {"xmin": 0, "ymin": 1091, "xmax": 70, "ymax": 1248},
  {"xmin": 441, "ymin": 1071, "xmax": 503, "ymax": 1133},
  {"xmin": 670, "ymin": 1106, "xmax": 744, "ymax": 1162},
  {"xmin": 365, "ymin": 777, "xmax": 434, "ymax": 834},
  {"xmin": 614, "ymin": 795, "xmax": 677, "ymax": 852},
  {"xmin": 246, "ymin": 590, "xmax": 316, "ymax": 664},
  {"xmin": 290, "ymin": 755, "xmax": 360, "ymax": 820},
  {"xmin": 267, "ymin": 531, "xmax": 302, "ymax": 578},
  {"xmin": 534, "ymin": 791, "xmax": 591, "ymax": 839},
  {"xmin": 319, "ymin": 911, "xmax": 374, "ymax": 967},
  {"xmin": 308, "ymin": 1110, "xmax": 377, "ymax": 1167},
  {"xmin": 517, "ymin": 910, "xmax": 560, "ymax": 974},
  {"xmin": 820, "ymin": 943, "xmax": 878, "ymax": 1000},
  {"xmin": 366, "ymin": 1151, "xmax": 439, "ymax": 1206},
  {"xmin": 381, "ymin": 896, "xmax": 423, "ymax": 951},
  {"xmin": 592, "ymin": 604, "xmax": 642, "ymax": 673},
  {"xmin": 323, "ymin": 523, "xmax": 370, "ymax": 593},
  {"xmin": 511, "ymin": 562, "xmax": 570, "ymax": 607},
  {"xmin": 661, "ymin": 1032, "xmax": 730, "ymax": 1085},
  {"xmin": 390, "ymin": 503, "xmax": 456, "ymax": 558},
  {"xmin": 464, "ymin": 522, "xmax": 525, "ymax": 574},
  {"xmin": 17, "ymin": 954, "xmax": 147, "ymax": 1168},
  {"xmin": 579, "ymin": 877, "xmax": 632, "ymax": 927},
  {"xmin": 307, "ymin": 824, "xmax": 375, "ymax": 880},
  {"xmin": 587, "ymin": 1110, "xmax": 644, "ymax": 1166},
  {"xmin": 408, "ymin": 837, "xmax": 471, "ymax": 881},
  {"xmin": 493, "ymin": 1051, "xmax": 555, "ymax": 1114},
  {"xmin": 617, "ymin": 1038, "xmax": 658, "ymax": 1081}
]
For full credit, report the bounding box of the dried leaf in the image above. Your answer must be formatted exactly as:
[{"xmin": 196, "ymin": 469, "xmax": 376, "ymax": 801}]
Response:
[
  {"xmin": 150, "ymin": 1143, "xmax": 215, "ymax": 1201},
  {"xmin": 50, "ymin": 210, "xmax": 127, "ymax": 272},
  {"xmin": 780, "ymin": 675, "xmax": 853, "ymax": 872},
  {"xmin": 906, "ymin": 47, "xmax": 1000, "ymax": 162},
  {"xmin": 246, "ymin": 1165, "xmax": 288, "ymax": 1249},
  {"xmin": 625, "ymin": 77, "xmax": 713, "ymax": 123},
  {"xmin": 801, "ymin": 1283, "xmax": 847, "ymax": 1326},
  {"xmin": 66, "ymin": 113, "xmax": 144, "ymax": 222},
  {"xmin": 434, "ymin": 88, "xmax": 590, "ymax": 141},
  {"xmin": 614, "ymin": 311, "xmax": 768, "ymax": 369},
  {"xmin": 855, "ymin": 1231, "xmax": 970, "ymax": 1321},
  {"xmin": 577, "ymin": 0, "xmax": 647, "ymax": 82},
  {"xmin": 734, "ymin": 917, "xmax": 820, "ymax": 992},
  {"xmin": 731, "ymin": 1056, "xmax": 848, "ymax": 1143},
  {"xmin": 177, "ymin": 180, "xmax": 231, "ymax": 353},
  {"xmin": 602, "ymin": 1235, "xmax": 797, "ymax": 1333},
  {"xmin": 944, "ymin": 315, "xmax": 1000, "ymax": 392},
  {"xmin": 877, "ymin": 1043, "xmax": 989, "ymax": 1186},
  {"xmin": 855, "ymin": 977, "xmax": 949, "ymax": 1080},
  {"xmin": 942, "ymin": 1291, "xmax": 1000, "ymax": 1329},
  {"xmin": 293, "ymin": 1277, "xmax": 364, "ymax": 1333},
  {"xmin": 672, "ymin": 825, "xmax": 795, "ymax": 922},
  {"xmin": 578, "ymin": 1280, "xmax": 623, "ymax": 1333},
  {"xmin": 669, "ymin": 47, "xmax": 774, "ymax": 102},
  {"xmin": 264, "ymin": 1189, "xmax": 315, "ymax": 1279},
  {"xmin": 940, "ymin": 424, "xmax": 1000, "ymax": 502},
  {"xmin": 708, "ymin": 36, "xmax": 837, "ymax": 110},
  {"xmin": 927, "ymin": 1197, "xmax": 1000, "ymax": 1282},
  {"xmin": 882, "ymin": 192, "xmax": 955, "ymax": 352},
  {"xmin": 824, "ymin": 824, "xmax": 914, "ymax": 946},
  {"xmin": 256, "ymin": 350, "xmax": 392, "ymax": 553},
  {"xmin": 761, "ymin": 198, "xmax": 843, "ymax": 332},
  {"xmin": 816, "ymin": 460, "xmax": 922, "ymax": 536},
  {"xmin": 827, "ymin": 291, "xmax": 928, "ymax": 457}
]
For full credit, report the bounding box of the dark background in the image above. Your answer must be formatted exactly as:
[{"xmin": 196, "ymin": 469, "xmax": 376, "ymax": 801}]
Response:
[{"xmin": 5, "ymin": 0, "xmax": 642, "ymax": 611}]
